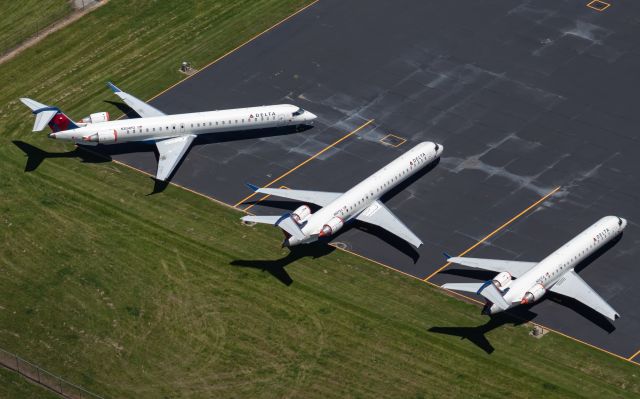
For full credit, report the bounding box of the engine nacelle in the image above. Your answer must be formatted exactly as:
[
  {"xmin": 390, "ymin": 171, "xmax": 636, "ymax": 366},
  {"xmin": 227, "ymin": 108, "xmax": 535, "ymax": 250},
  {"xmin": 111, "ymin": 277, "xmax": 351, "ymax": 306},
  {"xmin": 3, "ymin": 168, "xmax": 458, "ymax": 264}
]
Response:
[
  {"xmin": 319, "ymin": 216, "xmax": 344, "ymax": 237},
  {"xmin": 80, "ymin": 112, "xmax": 110, "ymax": 124},
  {"xmin": 82, "ymin": 129, "xmax": 118, "ymax": 144},
  {"xmin": 492, "ymin": 271, "xmax": 512, "ymax": 290},
  {"xmin": 291, "ymin": 205, "xmax": 311, "ymax": 225},
  {"xmin": 521, "ymin": 284, "xmax": 546, "ymax": 304}
]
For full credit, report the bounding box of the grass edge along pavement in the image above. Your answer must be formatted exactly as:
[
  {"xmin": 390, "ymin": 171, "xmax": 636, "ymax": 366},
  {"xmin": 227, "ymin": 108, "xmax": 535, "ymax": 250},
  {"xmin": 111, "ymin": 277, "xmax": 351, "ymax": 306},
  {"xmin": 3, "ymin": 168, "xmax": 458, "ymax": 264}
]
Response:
[{"xmin": 0, "ymin": 0, "xmax": 639, "ymax": 398}]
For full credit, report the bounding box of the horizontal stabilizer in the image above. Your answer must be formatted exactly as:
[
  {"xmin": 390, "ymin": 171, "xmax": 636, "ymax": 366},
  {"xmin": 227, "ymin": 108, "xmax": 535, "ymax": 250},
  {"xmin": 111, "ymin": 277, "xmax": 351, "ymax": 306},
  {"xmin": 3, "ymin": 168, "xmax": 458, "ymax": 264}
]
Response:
[
  {"xmin": 477, "ymin": 281, "xmax": 510, "ymax": 310},
  {"xmin": 20, "ymin": 98, "xmax": 58, "ymax": 131},
  {"xmin": 20, "ymin": 98, "xmax": 50, "ymax": 112},
  {"xmin": 242, "ymin": 213, "xmax": 306, "ymax": 241},
  {"xmin": 443, "ymin": 281, "xmax": 510, "ymax": 310},
  {"xmin": 442, "ymin": 282, "xmax": 484, "ymax": 294},
  {"xmin": 33, "ymin": 110, "xmax": 58, "ymax": 131}
]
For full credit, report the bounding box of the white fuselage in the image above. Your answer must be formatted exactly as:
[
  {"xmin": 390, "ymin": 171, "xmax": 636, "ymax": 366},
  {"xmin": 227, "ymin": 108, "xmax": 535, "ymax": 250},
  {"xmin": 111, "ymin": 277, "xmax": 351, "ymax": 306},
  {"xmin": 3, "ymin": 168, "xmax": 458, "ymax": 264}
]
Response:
[
  {"xmin": 49, "ymin": 104, "xmax": 316, "ymax": 144},
  {"xmin": 488, "ymin": 216, "xmax": 627, "ymax": 314},
  {"xmin": 288, "ymin": 141, "xmax": 443, "ymax": 246}
]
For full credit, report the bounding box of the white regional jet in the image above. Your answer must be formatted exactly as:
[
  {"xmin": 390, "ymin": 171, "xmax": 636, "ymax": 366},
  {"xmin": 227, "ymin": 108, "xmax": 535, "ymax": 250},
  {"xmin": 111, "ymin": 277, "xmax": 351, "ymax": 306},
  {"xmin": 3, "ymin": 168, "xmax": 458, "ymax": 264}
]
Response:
[
  {"xmin": 20, "ymin": 82, "xmax": 317, "ymax": 181},
  {"xmin": 443, "ymin": 216, "xmax": 627, "ymax": 321},
  {"xmin": 241, "ymin": 141, "xmax": 443, "ymax": 248}
]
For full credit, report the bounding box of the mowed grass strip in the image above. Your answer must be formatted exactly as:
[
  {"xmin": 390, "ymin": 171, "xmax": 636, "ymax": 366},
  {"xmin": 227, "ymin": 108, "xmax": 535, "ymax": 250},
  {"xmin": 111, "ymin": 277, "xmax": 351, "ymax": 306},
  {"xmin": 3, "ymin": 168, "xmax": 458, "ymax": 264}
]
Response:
[
  {"xmin": 0, "ymin": 0, "xmax": 72, "ymax": 55},
  {"xmin": 0, "ymin": 0, "xmax": 638, "ymax": 398}
]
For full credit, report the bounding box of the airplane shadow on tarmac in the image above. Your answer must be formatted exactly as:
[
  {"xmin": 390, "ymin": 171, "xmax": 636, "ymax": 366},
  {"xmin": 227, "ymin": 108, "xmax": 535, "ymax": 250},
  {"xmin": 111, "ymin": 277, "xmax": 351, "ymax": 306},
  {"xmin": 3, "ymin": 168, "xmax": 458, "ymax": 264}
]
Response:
[
  {"xmin": 438, "ymin": 233, "xmax": 623, "ymax": 338},
  {"xmin": 230, "ymin": 242, "xmax": 335, "ymax": 286},
  {"xmin": 240, "ymin": 158, "xmax": 441, "ymax": 262}
]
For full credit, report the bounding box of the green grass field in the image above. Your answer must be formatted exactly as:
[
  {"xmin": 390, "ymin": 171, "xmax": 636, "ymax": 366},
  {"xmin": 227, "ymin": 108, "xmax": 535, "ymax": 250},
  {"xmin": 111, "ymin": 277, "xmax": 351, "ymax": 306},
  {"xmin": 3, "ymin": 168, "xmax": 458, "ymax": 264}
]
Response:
[
  {"xmin": 0, "ymin": 0, "xmax": 72, "ymax": 55},
  {"xmin": 0, "ymin": 367, "xmax": 59, "ymax": 399},
  {"xmin": 0, "ymin": 0, "xmax": 638, "ymax": 398}
]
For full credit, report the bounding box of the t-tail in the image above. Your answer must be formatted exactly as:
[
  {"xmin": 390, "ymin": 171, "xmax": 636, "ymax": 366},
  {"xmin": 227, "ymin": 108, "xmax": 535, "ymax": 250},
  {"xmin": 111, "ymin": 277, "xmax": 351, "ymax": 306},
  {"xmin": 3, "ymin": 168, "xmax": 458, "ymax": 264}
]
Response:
[
  {"xmin": 442, "ymin": 280, "xmax": 510, "ymax": 315},
  {"xmin": 20, "ymin": 98, "xmax": 79, "ymax": 133},
  {"xmin": 242, "ymin": 212, "xmax": 308, "ymax": 247}
]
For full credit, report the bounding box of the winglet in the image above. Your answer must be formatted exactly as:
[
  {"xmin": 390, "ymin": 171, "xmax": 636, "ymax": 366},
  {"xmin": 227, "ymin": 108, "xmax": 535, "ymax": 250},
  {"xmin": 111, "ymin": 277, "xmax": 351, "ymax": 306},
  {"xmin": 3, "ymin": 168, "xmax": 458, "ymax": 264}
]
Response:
[
  {"xmin": 443, "ymin": 252, "xmax": 452, "ymax": 260},
  {"xmin": 245, "ymin": 183, "xmax": 260, "ymax": 192},
  {"xmin": 107, "ymin": 81, "xmax": 122, "ymax": 93}
]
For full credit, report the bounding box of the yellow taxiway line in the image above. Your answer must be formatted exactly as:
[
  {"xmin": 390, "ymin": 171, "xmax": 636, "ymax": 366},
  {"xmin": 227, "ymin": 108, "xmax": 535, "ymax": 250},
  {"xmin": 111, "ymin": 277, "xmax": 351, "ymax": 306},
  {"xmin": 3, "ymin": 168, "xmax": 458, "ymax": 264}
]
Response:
[
  {"xmin": 235, "ymin": 119, "xmax": 375, "ymax": 210},
  {"xmin": 423, "ymin": 186, "xmax": 561, "ymax": 281},
  {"xmin": 67, "ymin": 0, "xmax": 638, "ymax": 368}
]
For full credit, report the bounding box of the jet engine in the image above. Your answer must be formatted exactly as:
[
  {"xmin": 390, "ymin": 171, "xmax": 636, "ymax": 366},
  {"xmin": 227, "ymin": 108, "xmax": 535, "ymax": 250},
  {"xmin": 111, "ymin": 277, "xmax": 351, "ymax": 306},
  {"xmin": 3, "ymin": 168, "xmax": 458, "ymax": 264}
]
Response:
[
  {"xmin": 492, "ymin": 271, "xmax": 512, "ymax": 290},
  {"xmin": 291, "ymin": 205, "xmax": 311, "ymax": 224},
  {"xmin": 319, "ymin": 217, "xmax": 344, "ymax": 237},
  {"xmin": 79, "ymin": 112, "xmax": 110, "ymax": 124},
  {"xmin": 83, "ymin": 129, "xmax": 118, "ymax": 144},
  {"xmin": 521, "ymin": 284, "xmax": 546, "ymax": 304}
]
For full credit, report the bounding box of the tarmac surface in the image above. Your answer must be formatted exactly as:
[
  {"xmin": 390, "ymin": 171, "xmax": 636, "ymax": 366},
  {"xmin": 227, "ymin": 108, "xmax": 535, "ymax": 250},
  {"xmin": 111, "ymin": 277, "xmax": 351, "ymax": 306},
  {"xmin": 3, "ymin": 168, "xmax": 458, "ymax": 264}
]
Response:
[{"xmin": 106, "ymin": 0, "xmax": 640, "ymax": 362}]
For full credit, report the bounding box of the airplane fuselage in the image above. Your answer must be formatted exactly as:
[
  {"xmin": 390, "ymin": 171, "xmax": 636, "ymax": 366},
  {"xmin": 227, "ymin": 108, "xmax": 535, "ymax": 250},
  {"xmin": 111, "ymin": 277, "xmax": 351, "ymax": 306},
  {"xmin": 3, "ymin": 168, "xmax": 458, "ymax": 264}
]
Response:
[
  {"xmin": 288, "ymin": 141, "xmax": 443, "ymax": 245},
  {"xmin": 487, "ymin": 216, "xmax": 627, "ymax": 314},
  {"xmin": 49, "ymin": 104, "xmax": 316, "ymax": 144}
]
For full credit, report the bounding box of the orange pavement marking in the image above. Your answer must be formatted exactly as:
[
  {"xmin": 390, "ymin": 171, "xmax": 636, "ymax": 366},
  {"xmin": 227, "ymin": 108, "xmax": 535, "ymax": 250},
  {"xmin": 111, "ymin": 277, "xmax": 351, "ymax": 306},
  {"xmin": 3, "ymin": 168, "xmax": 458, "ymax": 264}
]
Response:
[
  {"xmin": 236, "ymin": 119, "xmax": 375, "ymax": 210},
  {"xmin": 629, "ymin": 348, "xmax": 640, "ymax": 361},
  {"xmin": 423, "ymin": 186, "xmax": 561, "ymax": 281}
]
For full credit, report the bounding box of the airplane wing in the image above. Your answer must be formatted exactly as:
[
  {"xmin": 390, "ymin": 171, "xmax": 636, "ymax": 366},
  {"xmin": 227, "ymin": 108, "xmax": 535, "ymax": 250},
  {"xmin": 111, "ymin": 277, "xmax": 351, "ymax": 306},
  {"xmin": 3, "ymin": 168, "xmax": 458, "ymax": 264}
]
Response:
[
  {"xmin": 550, "ymin": 270, "xmax": 619, "ymax": 321},
  {"xmin": 447, "ymin": 257, "xmax": 537, "ymax": 278},
  {"xmin": 107, "ymin": 82, "xmax": 166, "ymax": 118},
  {"xmin": 355, "ymin": 200, "xmax": 422, "ymax": 248},
  {"xmin": 247, "ymin": 184, "xmax": 343, "ymax": 207},
  {"xmin": 155, "ymin": 134, "xmax": 196, "ymax": 181}
]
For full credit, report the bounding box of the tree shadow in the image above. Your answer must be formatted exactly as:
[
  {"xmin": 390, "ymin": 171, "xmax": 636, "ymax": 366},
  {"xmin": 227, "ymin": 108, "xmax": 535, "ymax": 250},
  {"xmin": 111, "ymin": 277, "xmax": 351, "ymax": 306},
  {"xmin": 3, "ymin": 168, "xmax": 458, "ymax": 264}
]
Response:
[
  {"xmin": 429, "ymin": 309, "xmax": 537, "ymax": 354},
  {"xmin": 12, "ymin": 140, "xmax": 110, "ymax": 171},
  {"xmin": 230, "ymin": 242, "xmax": 334, "ymax": 286}
]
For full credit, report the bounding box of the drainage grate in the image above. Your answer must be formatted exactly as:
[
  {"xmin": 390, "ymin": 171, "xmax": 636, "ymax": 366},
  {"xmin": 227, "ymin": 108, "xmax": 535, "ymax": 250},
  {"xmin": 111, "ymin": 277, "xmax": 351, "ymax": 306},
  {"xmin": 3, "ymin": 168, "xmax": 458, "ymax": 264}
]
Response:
[
  {"xmin": 380, "ymin": 134, "xmax": 407, "ymax": 147},
  {"xmin": 586, "ymin": 0, "xmax": 611, "ymax": 12}
]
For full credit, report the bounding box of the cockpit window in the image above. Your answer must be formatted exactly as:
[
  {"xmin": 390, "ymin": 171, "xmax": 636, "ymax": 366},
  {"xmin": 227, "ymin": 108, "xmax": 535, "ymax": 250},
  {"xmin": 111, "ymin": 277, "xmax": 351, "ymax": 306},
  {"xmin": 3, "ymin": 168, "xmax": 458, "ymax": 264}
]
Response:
[
  {"xmin": 618, "ymin": 217, "xmax": 623, "ymax": 226},
  {"xmin": 292, "ymin": 108, "xmax": 305, "ymax": 117},
  {"xmin": 434, "ymin": 143, "xmax": 439, "ymax": 152}
]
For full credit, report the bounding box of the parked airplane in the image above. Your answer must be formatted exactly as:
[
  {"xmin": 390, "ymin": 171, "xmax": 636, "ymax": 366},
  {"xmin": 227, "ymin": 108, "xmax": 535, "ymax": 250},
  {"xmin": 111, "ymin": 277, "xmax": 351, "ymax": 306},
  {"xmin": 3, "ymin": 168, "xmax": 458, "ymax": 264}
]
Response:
[
  {"xmin": 443, "ymin": 216, "xmax": 627, "ymax": 321},
  {"xmin": 20, "ymin": 83, "xmax": 317, "ymax": 181},
  {"xmin": 241, "ymin": 141, "xmax": 443, "ymax": 248}
]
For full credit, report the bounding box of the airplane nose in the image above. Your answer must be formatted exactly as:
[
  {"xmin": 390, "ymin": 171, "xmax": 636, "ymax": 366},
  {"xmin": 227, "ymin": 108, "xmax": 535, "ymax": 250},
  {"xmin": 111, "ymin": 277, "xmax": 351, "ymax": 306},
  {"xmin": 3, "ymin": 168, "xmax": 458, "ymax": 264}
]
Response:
[
  {"xmin": 435, "ymin": 143, "xmax": 444, "ymax": 155},
  {"xmin": 620, "ymin": 218, "xmax": 628, "ymax": 229},
  {"xmin": 49, "ymin": 133, "xmax": 57, "ymax": 139}
]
